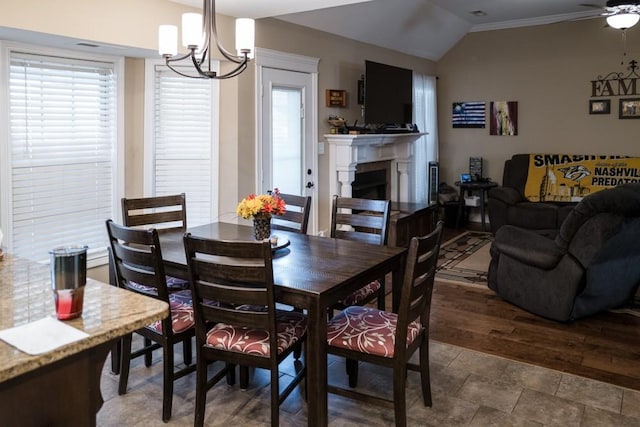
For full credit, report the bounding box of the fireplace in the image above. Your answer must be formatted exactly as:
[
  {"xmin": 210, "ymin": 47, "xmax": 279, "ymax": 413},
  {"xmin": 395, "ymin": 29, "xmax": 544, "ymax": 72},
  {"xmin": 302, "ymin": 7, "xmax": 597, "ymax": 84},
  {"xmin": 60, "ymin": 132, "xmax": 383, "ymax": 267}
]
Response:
[{"xmin": 352, "ymin": 161, "xmax": 391, "ymax": 201}]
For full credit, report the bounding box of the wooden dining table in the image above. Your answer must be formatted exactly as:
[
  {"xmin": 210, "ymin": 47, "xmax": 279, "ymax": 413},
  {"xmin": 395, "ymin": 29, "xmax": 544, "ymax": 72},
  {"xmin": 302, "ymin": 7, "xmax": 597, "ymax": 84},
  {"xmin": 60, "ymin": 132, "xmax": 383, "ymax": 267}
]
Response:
[{"xmin": 158, "ymin": 221, "xmax": 407, "ymax": 426}]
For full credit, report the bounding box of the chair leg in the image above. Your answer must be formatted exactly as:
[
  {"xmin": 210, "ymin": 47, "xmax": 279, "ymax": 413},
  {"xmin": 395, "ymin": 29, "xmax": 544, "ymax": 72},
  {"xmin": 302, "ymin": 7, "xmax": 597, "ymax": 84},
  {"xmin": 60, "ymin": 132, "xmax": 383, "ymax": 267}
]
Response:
[
  {"xmin": 226, "ymin": 363, "xmax": 236, "ymax": 386},
  {"xmin": 393, "ymin": 364, "xmax": 408, "ymax": 427},
  {"xmin": 270, "ymin": 367, "xmax": 280, "ymax": 427},
  {"xmin": 239, "ymin": 366, "xmax": 249, "ymax": 389},
  {"xmin": 118, "ymin": 333, "xmax": 133, "ymax": 395},
  {"xmin": 162, "ymin": 341, "xmax": 174, "ymax": 422},
  {"xmin": 346, "ymin": 358, "xmax": 358, "ymax": 388},
  {"xmin": 194, "ymin": 357, "xmax": 208, "ymax": 427},
  {"xmin": 182, "ymin": 336, "xmax": 192, "ymax": 365},
  {"xmin": 419, "ymin": 339, "xmax": 432, "ymax": 407},
  {"xmin": 144, "ymin": 337, "xmax": 153, "ymax": 367}
]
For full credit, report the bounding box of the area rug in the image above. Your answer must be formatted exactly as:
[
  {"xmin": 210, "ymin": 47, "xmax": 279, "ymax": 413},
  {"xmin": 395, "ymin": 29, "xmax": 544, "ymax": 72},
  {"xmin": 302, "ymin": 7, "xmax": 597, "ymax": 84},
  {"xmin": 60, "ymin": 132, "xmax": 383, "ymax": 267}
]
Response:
[{"xmin": 436, "ymin": 231, "xmax": 492, "ymax": 289}]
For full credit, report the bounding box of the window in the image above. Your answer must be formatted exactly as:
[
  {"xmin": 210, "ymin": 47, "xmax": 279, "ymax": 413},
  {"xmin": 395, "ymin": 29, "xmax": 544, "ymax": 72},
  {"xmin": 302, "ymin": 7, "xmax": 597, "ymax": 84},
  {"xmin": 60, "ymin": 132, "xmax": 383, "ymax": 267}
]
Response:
[
  {"xmin": 145, "ymin": 61, "xmax": 219, "ymax": 227},
  {"xmin": 1, "ymin": 45, "xmax": 122, "ymax": 265}
]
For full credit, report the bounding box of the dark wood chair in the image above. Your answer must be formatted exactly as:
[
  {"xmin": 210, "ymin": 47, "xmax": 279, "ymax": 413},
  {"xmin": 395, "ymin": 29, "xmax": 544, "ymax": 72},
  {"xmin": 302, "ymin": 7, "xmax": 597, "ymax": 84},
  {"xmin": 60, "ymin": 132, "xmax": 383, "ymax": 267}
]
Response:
[
  {"xmin": 106, "ymin": 219, "xmax": 196, "ymax": 422},
  {"xmin": 183, "ymin": 234, "xmax": 307, "ymax": 427},
  {"xmin": 271, "ymin": 193, "xmax": 312, "ymax": 234},
  {"xmin": 329, "ymin": 195, "xmax": 391, "ymax": 315},
  {"xmin": 122, "ymin": 193, "xmax": 187, "ymax": 232},
  {"xmin": 326, "ymin": 221, "xmax": 443, "ymax": 427}
]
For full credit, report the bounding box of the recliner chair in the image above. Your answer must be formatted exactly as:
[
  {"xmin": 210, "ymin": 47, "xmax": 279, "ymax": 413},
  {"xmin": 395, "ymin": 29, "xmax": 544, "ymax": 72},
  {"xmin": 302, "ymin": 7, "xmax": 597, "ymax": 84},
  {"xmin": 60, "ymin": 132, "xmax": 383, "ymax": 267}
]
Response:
[{"xmin": 488, "ymin": 183, "xmax": 640, "ymax": 322}]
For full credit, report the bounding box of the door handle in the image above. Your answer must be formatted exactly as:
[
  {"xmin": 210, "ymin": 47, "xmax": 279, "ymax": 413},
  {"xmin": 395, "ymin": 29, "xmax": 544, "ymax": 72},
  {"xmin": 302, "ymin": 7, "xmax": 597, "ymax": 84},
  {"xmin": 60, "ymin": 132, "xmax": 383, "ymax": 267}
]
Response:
[{"xmin": 306, "ymin": 181, "xmax": 314, "ymax": 189}]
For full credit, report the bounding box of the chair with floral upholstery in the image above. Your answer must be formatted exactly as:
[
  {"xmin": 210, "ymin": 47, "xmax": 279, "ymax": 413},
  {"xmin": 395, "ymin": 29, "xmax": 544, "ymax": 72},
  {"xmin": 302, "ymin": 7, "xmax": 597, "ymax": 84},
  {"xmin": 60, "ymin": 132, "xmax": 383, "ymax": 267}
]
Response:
[
  {"xmin": 106, "ymin": 219, "xmax": 196, "ymax": 422},
  {"xmin": 326, "ymin": 221, "xmax": 443, "ymax": 427},
  {"xmin": 183, "ymin": 234, "xmax": 307, "ymax": 427},
  {"xmin": 328, "ymin": 195, "xmax": 391, "ymax": 316}
]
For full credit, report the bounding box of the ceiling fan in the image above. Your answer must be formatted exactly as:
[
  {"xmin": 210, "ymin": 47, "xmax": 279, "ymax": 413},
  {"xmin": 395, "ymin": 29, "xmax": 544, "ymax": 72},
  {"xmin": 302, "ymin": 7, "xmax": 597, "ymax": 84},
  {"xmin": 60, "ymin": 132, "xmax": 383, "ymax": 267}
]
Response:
[{"xmin": 581, "ymin": 1, "xmax": 640, "ymax": 29}]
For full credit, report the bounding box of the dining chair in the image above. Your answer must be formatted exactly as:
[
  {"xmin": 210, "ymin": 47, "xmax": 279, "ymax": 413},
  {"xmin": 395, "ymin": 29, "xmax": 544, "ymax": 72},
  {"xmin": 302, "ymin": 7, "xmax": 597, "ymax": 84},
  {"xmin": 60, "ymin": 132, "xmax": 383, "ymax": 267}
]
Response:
[
  {"xmin": 121, "ymin": 194, "xmax": 189, "ymax": 295},
  {"xmin": 271, "ymin": 193, "xmax": 312, "ymax": 234},
  {"xmin": 106, "ymin": 219, "xmax": 197, "ymax": 422},
  {"xmin": 183, "ymin": 234, "xmax": 307, "ymax": 427},
  {"xmin": 326, "ymin": 221, "xmax": 443, "ymax": 427},
  {"xmin": 329, "ymin": 195, "xmax": 391, "ymax": 315}
]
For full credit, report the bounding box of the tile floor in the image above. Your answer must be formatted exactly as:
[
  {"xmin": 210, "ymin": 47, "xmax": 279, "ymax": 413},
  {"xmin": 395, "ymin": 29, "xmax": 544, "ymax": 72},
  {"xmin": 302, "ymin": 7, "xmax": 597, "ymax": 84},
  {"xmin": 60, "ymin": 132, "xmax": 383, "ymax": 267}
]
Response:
[{"xmin": 97, "ymin": 337, "xmax": 640, "ymax": 426}]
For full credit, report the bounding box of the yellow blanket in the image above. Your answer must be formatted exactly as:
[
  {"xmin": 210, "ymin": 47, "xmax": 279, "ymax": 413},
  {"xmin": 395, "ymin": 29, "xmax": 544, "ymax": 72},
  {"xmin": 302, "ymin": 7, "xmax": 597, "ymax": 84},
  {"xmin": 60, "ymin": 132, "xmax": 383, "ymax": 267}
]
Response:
[{"xmin": 523, "ymin": 154, "xmax": 640, "ymax": 202}]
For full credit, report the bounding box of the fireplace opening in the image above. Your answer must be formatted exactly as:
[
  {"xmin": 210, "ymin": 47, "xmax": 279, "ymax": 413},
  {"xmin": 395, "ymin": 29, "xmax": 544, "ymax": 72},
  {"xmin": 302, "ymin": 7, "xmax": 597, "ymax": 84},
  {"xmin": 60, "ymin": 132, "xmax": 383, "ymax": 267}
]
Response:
[{"xmin": 353, "ymin": 161, "xmax": 391, "ymax": 201}]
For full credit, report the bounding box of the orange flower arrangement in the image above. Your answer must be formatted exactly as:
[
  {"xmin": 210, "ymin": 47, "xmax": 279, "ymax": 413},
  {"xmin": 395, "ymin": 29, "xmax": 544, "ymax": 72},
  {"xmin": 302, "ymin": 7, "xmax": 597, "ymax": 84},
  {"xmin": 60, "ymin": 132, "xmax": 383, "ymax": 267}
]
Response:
[{"xmin": 236, "ymin": 188, "xmax": 286, "ymax": 220}]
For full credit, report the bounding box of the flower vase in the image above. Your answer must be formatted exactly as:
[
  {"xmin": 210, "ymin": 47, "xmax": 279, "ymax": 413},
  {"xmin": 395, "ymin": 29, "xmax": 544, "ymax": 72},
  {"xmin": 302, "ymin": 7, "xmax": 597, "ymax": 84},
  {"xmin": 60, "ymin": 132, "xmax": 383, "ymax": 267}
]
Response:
[{"xmin": 253, "ymin": 217, "xmax": 271, "ymax": 241}]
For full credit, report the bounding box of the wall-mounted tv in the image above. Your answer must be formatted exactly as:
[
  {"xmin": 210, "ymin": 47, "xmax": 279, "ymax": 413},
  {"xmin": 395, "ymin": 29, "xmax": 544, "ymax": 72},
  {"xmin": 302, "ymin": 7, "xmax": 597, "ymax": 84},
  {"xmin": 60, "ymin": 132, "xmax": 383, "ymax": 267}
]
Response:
[{"xmin": 364, "ymin": 60, "xmax": 413, "ymax": 126}]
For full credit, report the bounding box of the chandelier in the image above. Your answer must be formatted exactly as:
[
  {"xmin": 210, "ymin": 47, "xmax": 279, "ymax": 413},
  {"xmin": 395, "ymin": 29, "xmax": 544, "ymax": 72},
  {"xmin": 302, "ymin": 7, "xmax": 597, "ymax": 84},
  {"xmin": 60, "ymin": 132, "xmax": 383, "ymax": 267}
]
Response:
[{"xmin": 158, "ymin": 0, "xmax": 255, "ymax": 79}]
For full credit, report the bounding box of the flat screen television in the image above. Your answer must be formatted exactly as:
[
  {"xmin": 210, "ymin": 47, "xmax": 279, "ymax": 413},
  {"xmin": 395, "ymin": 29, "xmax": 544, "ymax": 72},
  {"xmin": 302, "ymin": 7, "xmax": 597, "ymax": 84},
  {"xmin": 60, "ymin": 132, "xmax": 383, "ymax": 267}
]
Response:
[{"xmin": 364, "ymin": 60, "xmax": 413, "ymax": 127}]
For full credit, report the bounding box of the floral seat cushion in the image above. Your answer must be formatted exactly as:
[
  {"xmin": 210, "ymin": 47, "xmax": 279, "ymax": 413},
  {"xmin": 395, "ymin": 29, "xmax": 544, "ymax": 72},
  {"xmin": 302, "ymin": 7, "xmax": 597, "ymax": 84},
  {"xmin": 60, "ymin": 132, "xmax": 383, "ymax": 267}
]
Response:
[
  {"xmin": 326, "ymin": 305, "xmax": 422, "ymax": 358},
  {"xmin": 147, "ymin": 290, "xmax": 195, "ymax": 334},
  {"xmin": 340, "ymin": 279, "xmax": 381, "ymax": 306},
  {"xmin": 204, "ymin": 310, "xmax": 307, "ymax": 357},
  {"xmin": 127, "ymin": 275, "xmax": 189, "ymax": 295}
]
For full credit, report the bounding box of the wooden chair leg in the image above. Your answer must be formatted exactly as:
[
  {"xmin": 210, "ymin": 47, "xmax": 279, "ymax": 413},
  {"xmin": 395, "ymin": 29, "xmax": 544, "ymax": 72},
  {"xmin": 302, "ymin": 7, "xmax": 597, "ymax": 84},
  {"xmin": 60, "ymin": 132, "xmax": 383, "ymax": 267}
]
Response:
[
  {"xmin": 182, "ymin": 337, "xmax": 192, "ymax": 365},
  {"xmin": 144, "ymin": 337, "xmax": 153, "ymax": 367},
  {"xmin": 118, "ymin": 333, "xmax": 133, "ymax": 395},
  {"xmin": 393, "ymin": 364, "xmax": 408, "ymax": 427},
  {"xmin": 162, "ymin": 341, "xmax": 174, "ymax": 422},
  {"xmin": 239, "ymin": 366, "xmax": 249, "ymax": 389},
  {"xmin": 270, "ymin": 368, "xmax": 280, "ymax": 427},
  {"xmin": 420, "ymin": 340, "xmax": 432, "ymax": 407},
  {"xmin": 377, "ymin": 278, "xmax": 385, "ymax": 311},
  {"xmin": 194, "ymin": 358, "xmax": 208, "ymax": 427},
  {"xmin": 110, "ymin": 338, "xmax": 121, "ymax": 374},
  {"xmin": 226, "ymin": 363, "xmax": 236, "ymax": 386},
  {"xmin": 346, "ymin": 358, "xmax": 358, "ymax": 388}
]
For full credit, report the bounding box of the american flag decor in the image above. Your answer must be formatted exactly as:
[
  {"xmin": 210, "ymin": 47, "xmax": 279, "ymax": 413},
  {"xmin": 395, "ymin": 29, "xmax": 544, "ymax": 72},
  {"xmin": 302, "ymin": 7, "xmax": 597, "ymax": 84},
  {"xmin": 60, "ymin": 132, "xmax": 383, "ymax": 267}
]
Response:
[{"xmin": 452, "ymin": 101, "xmax": 486, "ymax": 128}]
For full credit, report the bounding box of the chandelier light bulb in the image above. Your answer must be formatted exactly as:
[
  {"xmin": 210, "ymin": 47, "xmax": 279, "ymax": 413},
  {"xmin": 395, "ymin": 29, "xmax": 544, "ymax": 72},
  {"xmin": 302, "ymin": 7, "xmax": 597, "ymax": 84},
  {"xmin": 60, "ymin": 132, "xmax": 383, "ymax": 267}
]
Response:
[
  {"xmin": 235, "ymin": 18, "xmax": 255, "ymax": 58},
  {"xmin": 182, "ymin": 12, "xmax": 203, "ymax": 48},
  {"xmin": 158, "ymin": 25, "xmax": 178, "ymax": 56},
  {"xmin": 607, "ymin": 13, "xmax": 640, "ymax": 30}
]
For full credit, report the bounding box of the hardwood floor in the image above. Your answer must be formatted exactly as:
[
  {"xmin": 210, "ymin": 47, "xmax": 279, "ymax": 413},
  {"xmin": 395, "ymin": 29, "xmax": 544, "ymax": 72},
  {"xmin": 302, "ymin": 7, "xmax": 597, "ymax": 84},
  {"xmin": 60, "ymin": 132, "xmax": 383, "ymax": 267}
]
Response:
[{"xmin": 429, "ymin": 223, "xmax": 640, "ymax": 392}]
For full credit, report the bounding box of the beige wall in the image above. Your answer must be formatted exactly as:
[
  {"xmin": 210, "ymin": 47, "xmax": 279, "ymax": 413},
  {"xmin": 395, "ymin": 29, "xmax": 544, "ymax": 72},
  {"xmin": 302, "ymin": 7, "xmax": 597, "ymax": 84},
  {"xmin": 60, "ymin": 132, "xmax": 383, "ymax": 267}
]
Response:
[
  {"xmin": 0, "ymin": 2, "xmax": 434, "ymax": 280},
  {"xmin": 436, "ymin": 19, "xmax": 640, "ymax": 187}
]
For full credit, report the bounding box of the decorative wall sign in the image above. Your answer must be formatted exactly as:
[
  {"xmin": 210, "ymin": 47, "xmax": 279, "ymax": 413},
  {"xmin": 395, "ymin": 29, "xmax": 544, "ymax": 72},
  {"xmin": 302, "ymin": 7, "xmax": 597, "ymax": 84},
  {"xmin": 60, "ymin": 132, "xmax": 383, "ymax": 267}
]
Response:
[
  {"xmin": 325, "ymin": 89, "xmax": 347, "ymax": 107},
  {"xmin": 619, "ymin": 98, "xmax": 640, "ymax": 119},
  {"xmin": 452, "ymin": 101, "xmax": 485, "ymax": 128},
  {"xmin": 589, "ymin": 99, "xmax": 610, "ymax": 114},
  {"xmin": 591, "ymin": 60, "xmax": 639, "ymax": 98},
  {"xmin": 489, "ymin": 101, "xmax": 518, "ymax": 136}
]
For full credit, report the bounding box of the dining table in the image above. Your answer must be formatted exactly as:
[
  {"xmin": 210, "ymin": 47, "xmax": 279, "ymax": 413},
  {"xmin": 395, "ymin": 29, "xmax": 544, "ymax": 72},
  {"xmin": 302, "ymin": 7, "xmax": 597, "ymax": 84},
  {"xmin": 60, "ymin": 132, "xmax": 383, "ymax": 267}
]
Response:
[{"xmin": 158, "ymin": 221, "xmax": 407, "ymax": 426}]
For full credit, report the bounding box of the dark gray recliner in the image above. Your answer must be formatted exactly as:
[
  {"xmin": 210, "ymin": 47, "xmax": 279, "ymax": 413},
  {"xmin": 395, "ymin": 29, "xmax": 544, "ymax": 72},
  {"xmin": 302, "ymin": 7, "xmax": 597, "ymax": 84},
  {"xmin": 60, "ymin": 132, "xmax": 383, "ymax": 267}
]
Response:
[{"xmin": 488, "ymin": 183, "xmax": 640, "ymax": 322}]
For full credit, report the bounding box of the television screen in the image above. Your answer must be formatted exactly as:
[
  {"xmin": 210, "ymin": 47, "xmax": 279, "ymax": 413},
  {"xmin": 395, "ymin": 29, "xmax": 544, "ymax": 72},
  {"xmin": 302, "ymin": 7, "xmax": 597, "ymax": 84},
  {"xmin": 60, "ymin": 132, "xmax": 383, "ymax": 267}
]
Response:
[{"xmin": 364, "ymin": 60, "xmax": 413, "ymax": 126}]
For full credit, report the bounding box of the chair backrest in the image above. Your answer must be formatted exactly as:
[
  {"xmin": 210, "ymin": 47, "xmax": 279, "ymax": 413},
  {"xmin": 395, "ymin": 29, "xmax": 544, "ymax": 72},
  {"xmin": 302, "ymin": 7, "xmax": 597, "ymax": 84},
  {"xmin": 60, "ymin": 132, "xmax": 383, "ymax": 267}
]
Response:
[
  {"xmin": 395, "ymin": 221, "xmax": 443, "ymax": 355},
  {"xmin": 122, "ymin": 194, "xmax": 187, "ymax": 232},
  {"xmin": 106, "ymin": 219, "xmax": 170, "ymax": 302},
  {"xmin": 271, "ymin": 193, "xmax": 312, "ymax": 234},
  {"xmin": 330, "ymin": 195, "xmax": 391, "ymax": 246},
  {"xmin": 183, "ymin": 234, "xmax": 277, "ymax": 346}
]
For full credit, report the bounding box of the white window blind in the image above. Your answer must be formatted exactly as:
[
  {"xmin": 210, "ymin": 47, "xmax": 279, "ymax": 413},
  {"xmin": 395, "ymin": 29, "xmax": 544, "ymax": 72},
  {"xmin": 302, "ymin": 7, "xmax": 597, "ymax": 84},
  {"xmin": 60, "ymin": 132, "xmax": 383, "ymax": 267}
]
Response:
[
  {"xmin": 8, "ymin": 51, "xmax": 117, "ymax": 262},
  {"xmin": 152, "ymin": 64, "xmax": 217, "ymax": 226}
]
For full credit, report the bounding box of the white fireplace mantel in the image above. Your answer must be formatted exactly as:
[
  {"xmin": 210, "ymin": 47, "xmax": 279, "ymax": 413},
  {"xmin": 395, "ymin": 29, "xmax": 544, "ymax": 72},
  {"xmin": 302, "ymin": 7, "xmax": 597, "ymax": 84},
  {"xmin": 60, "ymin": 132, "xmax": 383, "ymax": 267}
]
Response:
[{"xmin": 325, "ymin": 132, "xmax": 427, "ymax": 204}]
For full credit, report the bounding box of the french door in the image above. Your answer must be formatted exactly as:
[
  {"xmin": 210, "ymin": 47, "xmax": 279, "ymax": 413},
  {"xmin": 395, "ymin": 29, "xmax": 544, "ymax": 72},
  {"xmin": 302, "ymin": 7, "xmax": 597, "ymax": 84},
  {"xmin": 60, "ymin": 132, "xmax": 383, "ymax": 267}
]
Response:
[{"xmin": 259, "ymin": 60, "xmax": 317, "ymax": 233}]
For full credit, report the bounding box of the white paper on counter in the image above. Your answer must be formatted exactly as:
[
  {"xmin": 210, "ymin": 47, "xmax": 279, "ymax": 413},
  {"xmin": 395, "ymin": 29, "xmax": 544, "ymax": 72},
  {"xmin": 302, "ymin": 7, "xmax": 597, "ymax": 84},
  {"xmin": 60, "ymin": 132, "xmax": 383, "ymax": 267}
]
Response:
[{"xmin": 0, "ymin": 316, "xmax": 89, "ymax": 355}]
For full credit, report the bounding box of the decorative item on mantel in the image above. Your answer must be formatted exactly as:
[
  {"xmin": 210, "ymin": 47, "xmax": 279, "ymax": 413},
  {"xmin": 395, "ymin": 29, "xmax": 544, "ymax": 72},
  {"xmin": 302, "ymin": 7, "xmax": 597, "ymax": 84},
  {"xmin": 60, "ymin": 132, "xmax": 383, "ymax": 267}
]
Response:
[
  {"xmin": 236, "ymin": 189, "xmax": 286, "ymax": 240},
  {"xmin": 328, "ymin": 115, "xmax": 346, "ymax": 134}
]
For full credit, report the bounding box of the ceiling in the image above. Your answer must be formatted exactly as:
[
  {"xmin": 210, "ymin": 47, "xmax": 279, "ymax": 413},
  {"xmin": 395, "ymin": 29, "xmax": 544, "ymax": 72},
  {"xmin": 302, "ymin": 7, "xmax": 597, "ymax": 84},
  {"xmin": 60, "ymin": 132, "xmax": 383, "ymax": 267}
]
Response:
[{"xmin": 179, "ymin": 0, "xmax": 612, "ymax": 61}]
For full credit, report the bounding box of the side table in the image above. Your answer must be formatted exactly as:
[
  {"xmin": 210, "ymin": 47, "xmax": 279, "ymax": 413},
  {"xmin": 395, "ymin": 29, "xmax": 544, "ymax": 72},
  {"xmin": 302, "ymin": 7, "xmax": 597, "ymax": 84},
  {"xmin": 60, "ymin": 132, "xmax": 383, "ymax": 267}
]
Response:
[{"xmin": 455, "ymin": 181, "xmax": 498, "ymax": 231}]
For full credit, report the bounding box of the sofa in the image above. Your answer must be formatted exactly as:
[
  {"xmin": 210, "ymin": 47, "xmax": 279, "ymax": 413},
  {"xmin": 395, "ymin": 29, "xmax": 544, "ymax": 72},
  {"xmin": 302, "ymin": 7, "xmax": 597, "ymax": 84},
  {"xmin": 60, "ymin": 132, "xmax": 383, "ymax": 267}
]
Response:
[
  {"xmin": 488, "ymin": 183, "xmax": 640, "ymax": 322},
  {"xmin": 488, "ymin": 154, "xmax": 575, "ymax": 236},
  {"xmin": 488, "ymin": 153, "xmax": 640, "ymax": 236}
]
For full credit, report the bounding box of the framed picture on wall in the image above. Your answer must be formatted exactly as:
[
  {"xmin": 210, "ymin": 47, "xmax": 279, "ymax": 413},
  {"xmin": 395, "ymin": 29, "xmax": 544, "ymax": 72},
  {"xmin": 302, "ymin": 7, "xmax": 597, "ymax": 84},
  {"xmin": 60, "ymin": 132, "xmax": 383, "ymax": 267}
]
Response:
[
  {"xmin": 619, "ymin": 98, "xmax": 640, "ymax": 119},
  {"xmin": 589, "ymin": 99, "xmax": 610, "ymax": 115}
]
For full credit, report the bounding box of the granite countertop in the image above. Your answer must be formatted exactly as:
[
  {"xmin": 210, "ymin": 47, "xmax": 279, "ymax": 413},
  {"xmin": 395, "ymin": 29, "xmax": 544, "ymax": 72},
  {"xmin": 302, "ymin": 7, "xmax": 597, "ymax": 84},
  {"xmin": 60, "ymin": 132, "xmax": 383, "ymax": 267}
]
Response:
[{"xmin": 0, "ymin": 254, "xmax": 169, "ymax": 382}]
